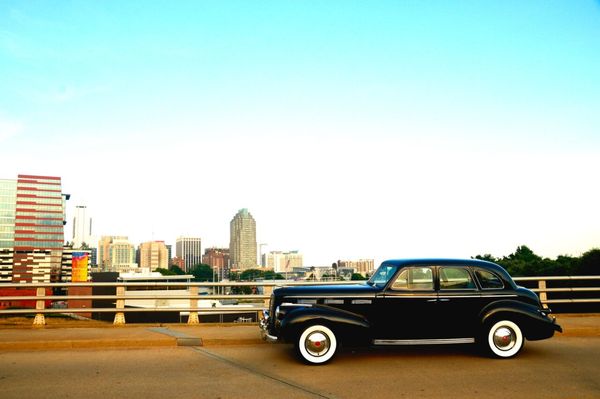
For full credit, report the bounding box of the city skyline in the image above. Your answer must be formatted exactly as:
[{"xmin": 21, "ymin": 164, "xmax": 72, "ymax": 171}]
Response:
[{"xmin": 1, "ymin": 2, "xmax": 598, "ymax": 265}]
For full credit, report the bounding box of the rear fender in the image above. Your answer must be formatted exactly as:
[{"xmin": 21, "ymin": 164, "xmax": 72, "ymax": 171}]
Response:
[{"xmin": 480, "ymin": 300, "xmax": 559, "ymax": 340}]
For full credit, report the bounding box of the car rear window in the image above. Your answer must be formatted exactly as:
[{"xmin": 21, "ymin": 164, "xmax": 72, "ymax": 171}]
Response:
[{"xmin": 475, "ymin": 269, "xmax": 504, "ymax": 289}]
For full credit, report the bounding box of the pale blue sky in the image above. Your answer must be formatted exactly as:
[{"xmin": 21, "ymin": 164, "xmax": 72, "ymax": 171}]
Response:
[{"xmin": 1, "ymin": 1, "xmax": 599, "ymax": 265}]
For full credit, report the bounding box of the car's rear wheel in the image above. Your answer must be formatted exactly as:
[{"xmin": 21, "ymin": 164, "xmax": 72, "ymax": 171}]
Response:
[
  {"xmin": 485, "ymin": 319, "xmax": 524, "ymax": 358},
  {"xmin": 296, "ymin": 324, "xmax": 337, "ymax": 364}
]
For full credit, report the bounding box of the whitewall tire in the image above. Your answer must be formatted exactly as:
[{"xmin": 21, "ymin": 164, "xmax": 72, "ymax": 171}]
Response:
[
  {"xmin": 297, "ymin": 324, "xmax": 337, "ymax": 364},
  {"xmin": 486, "ymin": 319, "xmax": 524, "ymax": 358}
]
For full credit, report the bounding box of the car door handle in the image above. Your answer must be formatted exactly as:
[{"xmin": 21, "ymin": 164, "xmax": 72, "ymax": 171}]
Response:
[
  {"xmin": 438, "ymin": 298, "xmax": 450, "ymax": 302},
  {"xmin": 426, "ymin": 299, "xmax": 437, "ymax": 302}
]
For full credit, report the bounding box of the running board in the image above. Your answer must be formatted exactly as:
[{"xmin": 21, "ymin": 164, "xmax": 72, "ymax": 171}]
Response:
[{"xmin": 373, "ymin": 338, "xmax": 475, "ymax": 346}]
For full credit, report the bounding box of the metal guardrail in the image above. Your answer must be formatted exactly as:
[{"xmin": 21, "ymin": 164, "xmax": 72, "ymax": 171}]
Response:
[{"xmin": 1, "ymin": 276, "xmax": 599, "ymax": 326}]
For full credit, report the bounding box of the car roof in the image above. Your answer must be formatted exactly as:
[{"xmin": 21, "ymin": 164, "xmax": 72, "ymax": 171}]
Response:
[
  {"xmin": 381, "ymin": 258, "xmax": 497, "ymax": 267},
  {"xmin": 380, "ymin": 258, "xmax": 513, "ymax": 282}
]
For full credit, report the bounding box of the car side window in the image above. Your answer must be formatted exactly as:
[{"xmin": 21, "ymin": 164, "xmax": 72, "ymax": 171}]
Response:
[
  {"xmin": 439, "ymin": 267, "xmax": 476, "ymax": 290},
  {"xmin": 391, "ymin": 267, "xmax": 434, "ymax": 290},
  {"xmin": 475, "ymin": 269, "xmax": 504, "ymax": 289}
]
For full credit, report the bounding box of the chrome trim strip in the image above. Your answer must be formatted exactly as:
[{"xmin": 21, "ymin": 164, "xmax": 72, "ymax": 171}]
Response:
[
  {"xmin": 381, "ymin": 296, "xmax": 438, "ymax": 299},
  {"xmin": 435, "ymin": 294, "xmax": 520, "ymax": 299},
  {"xmin": 373, "ymin": 338, "xmax": 475, "ymax": 346},
  {"xmin": 284, "ymin": 295, "xmax": 376, "ymax": 299},
  {"xmin": 280, "ymin": 302, "xmax": 312, "ymax": 307},
  {"xmin": 297, "ymin": 299, "xmax": 317, "ymax": 304}
]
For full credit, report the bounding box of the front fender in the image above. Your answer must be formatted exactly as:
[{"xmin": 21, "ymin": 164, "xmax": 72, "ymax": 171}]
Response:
[
  {"xmin": 279, "ymin": 305, "xmax": 371, "ymax": 345},
  {"xmin": 480, "ymin": 300, "xmax": 561, "ymax": 340}
]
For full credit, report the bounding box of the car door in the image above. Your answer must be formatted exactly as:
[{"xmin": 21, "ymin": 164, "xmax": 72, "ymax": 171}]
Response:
[
  {"xmin": 435, "ymin": 265, "xmax": 481, "ymax": 338},
  {"xmin": 373, "ymin": 266, "xmax": 439, "ymax": 339}
]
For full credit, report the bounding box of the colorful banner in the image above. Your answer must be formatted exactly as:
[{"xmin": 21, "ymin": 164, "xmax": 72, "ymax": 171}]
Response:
[{"xmin": 72, "ymin": 252, "xmax": 89, "ymax": 282}]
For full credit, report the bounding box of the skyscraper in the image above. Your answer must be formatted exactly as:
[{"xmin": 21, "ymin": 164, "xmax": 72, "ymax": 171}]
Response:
[
  {"xmin": 229, "ymin": 208, "xmax": 257, "ymax": 270},
  {"xmin": 72, "ymin": 205, "xmax": 92, "ymax": 248},
  {"xmin": 175, "ymin": 236, "xmax": 202, "ymax": 272},
  {"xmin": 0, "ymin": 174, "xmax": 69, "ymax": 283}
]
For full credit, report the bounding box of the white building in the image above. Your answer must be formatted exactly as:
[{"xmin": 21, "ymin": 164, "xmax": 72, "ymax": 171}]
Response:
[
  {"xmin": 176, "ymin": 236, "xmax": 202, "ymax": 272},
  {"xmin": 72, "ymin": 205, "xmax": 92, "ymax": 248}
]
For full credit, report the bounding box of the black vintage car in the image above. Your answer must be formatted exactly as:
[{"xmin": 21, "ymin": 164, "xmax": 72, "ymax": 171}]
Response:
[{"xmin": 260, "ymin": 259, "xmax": 562, "ymax": 364}]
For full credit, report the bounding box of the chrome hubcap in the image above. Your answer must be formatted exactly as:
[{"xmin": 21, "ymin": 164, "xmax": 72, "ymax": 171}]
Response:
[
  {"xmin": 305, "ymin": 331, "xmax": 330, "ymax": 357},
  {"xmin": 493, "ymin": 326, "xmax": 516, "ymax": 350}
]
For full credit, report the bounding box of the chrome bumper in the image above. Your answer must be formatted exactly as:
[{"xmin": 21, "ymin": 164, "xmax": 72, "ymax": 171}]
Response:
[{"xmin": 259, "ymin": 310, "xmax": 278, "ymax": 342}]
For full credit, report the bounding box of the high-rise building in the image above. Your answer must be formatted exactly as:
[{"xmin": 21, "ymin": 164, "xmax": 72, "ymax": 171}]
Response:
[
  {"xmin": 202, "ymin": 247, "xmax": 230, "ymax": 279},
  {"xmin": 0, "ymin": 179, "xmax": 17, "ymax": 282},
  {"xmin": 97, "ymin": 236, "xmax": 137, "ymax": 272},
  {"xmin": 175, "ymin": 236, "xmax": 202, "ymax": 272},
  {"xmin": 265, "ymin": 250, "xmax": 303, "ymax": 273},
  {"xmin": 229, "ymin": 208, "xmax": 257, "ymax": 270},
  {"xmin": 0, "ymin": 174, "xmax": 69, "ymax": 283},
  {"xmin": 138, "ymin": 241, "xmax": 168, "ymax": 271},
  {"xmin": 72, "ymin": 205, "xmax": 92, "ymax": 248},
  {"xmin": 165, "ymin": 244, "xmax": 172, "ymax": 266}
]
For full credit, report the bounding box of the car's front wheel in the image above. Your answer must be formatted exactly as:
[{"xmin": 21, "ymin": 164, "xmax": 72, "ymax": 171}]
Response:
[
  {"xmin": 296, "ymin": 324, "xmax": 337, "ymax": 364},
  {"xmin": 485, "ymin": 319, "xmax": 524, "ymax": 358}
]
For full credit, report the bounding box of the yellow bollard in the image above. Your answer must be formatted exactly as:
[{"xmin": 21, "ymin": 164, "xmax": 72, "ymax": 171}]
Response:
[
  {"xmin": 113, "ymin": 285, "xmax": 126, "ymax": 325},
  {"xmin": 33, "ymin": 287, "xmax": 46, "ymax": 327},
  {"xmin": 188, "ymin": 286, "xmax": 199, "ymax": 325}
]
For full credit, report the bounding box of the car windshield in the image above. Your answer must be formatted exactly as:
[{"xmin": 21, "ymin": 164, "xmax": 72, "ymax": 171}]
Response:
[{"xmin": 368, "ymin": 264, "xmax": 398, "ymax": 287}]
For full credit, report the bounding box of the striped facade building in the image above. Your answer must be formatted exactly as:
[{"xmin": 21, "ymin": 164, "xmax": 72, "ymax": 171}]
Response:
[{"xmin": 0, "ymin": 174, "xmax": 69, "ymax": 283}]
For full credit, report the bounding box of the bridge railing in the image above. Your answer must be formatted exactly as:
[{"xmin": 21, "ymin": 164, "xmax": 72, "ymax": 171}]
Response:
[{"xmin": 0, "ymin": 276, "xmax": 599, "ymax": 326}]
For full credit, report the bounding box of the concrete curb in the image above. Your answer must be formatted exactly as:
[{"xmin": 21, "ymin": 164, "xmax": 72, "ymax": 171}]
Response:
[{"xmin": 0, "ymin": 339, "xmax": 177, "ymax": 351}]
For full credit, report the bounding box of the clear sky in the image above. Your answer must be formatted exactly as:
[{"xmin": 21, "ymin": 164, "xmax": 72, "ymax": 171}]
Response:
[{"xmin": 1, "ymin": 1, "xmax": 599, "ymax": 266}]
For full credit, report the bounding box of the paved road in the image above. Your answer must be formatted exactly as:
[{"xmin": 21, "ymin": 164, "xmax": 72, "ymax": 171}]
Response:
[{"xmin": 1, "ymin": 336, "xmax": 598, "ymax": 399}]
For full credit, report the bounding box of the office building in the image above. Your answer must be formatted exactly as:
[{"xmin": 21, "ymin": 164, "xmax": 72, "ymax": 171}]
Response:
[
  {"xmin": 138, "ymin": 241, "xmax": 168, "ymax": 271},
  {"xmin": 97, "ymin": 236, "xmax": 137, "ymax": 272},
  {"xmin": 265, "ymin": 251, "xmax": 304, "ymax": 273},
  {"xmin": 338, "ymin": 259, "xmax": 375, "ymax": 276},
  {"xmin": 175, "ymin": 236, "xmax": 202, "ymax": 272},
  {"xmin": 203, "ymin": 247, "xmax": 230, "ymax": 279},
  {"xmin": 229, "ymin": 208, "xmax": 257, "ymax": 270},
  {"xmin": 0, "ymin": 174, "xmax": 69, "ymax": 283},
  {"xmin": 72, "ymin": 205, "xmax": 92, "ymax": 248}
]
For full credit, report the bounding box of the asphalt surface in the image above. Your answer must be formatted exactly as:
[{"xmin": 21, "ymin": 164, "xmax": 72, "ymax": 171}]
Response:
[
  {"xmin": 1, "ymin": 336, "xmax": 599, "ymax": 399},
  {"xmin": 0, "ymin": 314, "xmax": 598, "ymax": 398},
  {"xmin": 0, "ymin": 314, "xmax": 597, "ymax": 351}
]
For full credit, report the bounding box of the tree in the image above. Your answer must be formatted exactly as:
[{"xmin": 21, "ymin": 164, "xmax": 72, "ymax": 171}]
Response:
[
  {"xmin": 578, "ymin": 249, "xmax": 600, "ymax": 275},
  {"xmin": 351, "ymin": 273, "xmax": 366, "ymax": 280},
  {"xmin": 473, "ymin": 245, "xmax": 599, "ymax": 277},
  {"xmin": 498, "ymin": 245, "xmax": 543, "ymax": 276},
  {"xmin": 263, "ymin": 270, "xmax": 285, "ymax": 280},
  {"xmin": 239, "ymin": 269, "xmax": 264, "ymax": 281},
  {"xmin": 190, "ymin": 264, "xmax": 213, "ymax": 282},
  {"xmin": 156, "ymin": 268, "xmax": 176, "ymax": 276},
  {"xmin": 169, "ymin": 265, "xmax": 185, "ymax": 275},
  {"xmin": 473, "ymin": 254, "xmax": 497, "ymax": 262}
]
